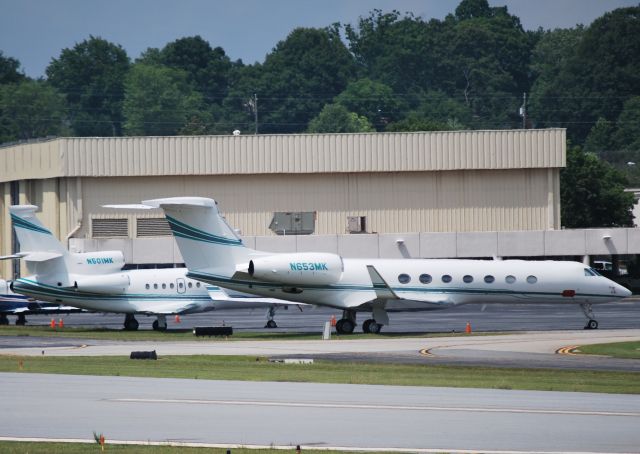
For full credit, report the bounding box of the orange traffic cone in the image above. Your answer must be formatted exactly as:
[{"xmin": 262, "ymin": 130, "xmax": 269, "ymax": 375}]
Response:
[
  {"xmin": 50, "ymin": 318, "xmax": 56, "ymax": 329},
  {"xmin": 330, "ymin": 315, "xmax": 337, "ymax": 327},
  {"xmin": 465, "ymin": 321, "xmax": 472, "ymax": 334},
  {"xmin": 174, "ymin": 315, "xmax": 181, "ymax": 323},
  {"xmin": 58, "ymin": 318, "xmax": 64, "ymax": 328}
]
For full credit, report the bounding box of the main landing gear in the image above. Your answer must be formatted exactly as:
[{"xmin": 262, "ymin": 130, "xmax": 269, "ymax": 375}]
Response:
[
  {"xmin": 0, "ymin": 314, "xmax": 9, "ymax": 325},
  {"xmin": 580, "ymin": 303, "xmax": 599, "ymax": 330},
  {"xmin": 152, "ymin": 315, "xmax": 167, "ymax": 332},
  {"xmin": 123, "ymin": 314, "xmax": 139, "ymax": 331},
  {"xmin": 264, "ymin": 307, "xmax": 278, "ymax": 329},
  {"xmin": 334, "ymin": 310, "xmax": 385, "ymax": 334},
  {"xmin": 15, "ymin": 314, "xmax": 26, "ymax": 326}
]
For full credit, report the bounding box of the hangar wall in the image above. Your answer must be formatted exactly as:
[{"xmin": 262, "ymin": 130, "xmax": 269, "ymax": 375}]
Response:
[{"xmin": 0, "ymin": 129, "xmax": 565, "ymax": 277}]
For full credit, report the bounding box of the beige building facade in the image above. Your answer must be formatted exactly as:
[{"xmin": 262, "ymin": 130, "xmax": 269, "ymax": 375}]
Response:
[{"xmin": 1, "ymin": 129, "xmax": 565, "ymax": 277}]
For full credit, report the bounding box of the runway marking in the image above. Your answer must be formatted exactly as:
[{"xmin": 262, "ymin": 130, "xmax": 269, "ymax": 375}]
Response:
[
  {"xmin": 556, "ymin": 345, "xmax": 580, "ymax": 355},
  {"xmin": 0, "ymin": 436, "xmax": 628, "ymax": 454},
  {"xmin": 110, "ymin": 398, "xmax": 640, "ymax": 417},
  {"xmin": 418, "ymin": 348, "xmax": 434, "ymax": 357}
]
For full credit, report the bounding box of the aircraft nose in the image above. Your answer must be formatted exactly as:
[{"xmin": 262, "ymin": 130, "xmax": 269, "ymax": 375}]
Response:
[{"xmin": 619, "ymin": 284, "xmax": 632, "ymax": 298}]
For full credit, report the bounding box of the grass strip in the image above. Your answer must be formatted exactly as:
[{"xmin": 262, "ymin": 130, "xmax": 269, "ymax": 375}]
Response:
[
  {"xmin": 0, "ymin": 325, "xmax": 482, "ymax": 341},
  {"xmin": 577, "ymin": 341, "xmax": 640, "ymax": 359},
  {"xmin": 1, "ymin": 354, "xmax": 638, "ymax": 394}
]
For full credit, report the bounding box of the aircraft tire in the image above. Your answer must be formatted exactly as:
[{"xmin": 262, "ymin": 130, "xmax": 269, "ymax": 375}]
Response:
[
  {"xmin": 152, "ymin": 320, "xmax": 168, "ymax": 331},
  {"xmin": 368, "ymin": 321, "xmax": 382, "ymax": 334},
  {"xmin": 265, "ymin": 320, "xmax": 277, "ymax": 329},
  {"xmin": 124, "ymin": 318, "xmax": 139, "ymax": 331},
  {"xmin": 586, "ymin": 319, "xmax": 598, "ymax": 330},
  {"xmin": 362, "ymin": 319, "xmax": 373, "ymax": 333},
  {"xmin": 336, "ymin": 319, "xmax": 355, "ymax": 335}
]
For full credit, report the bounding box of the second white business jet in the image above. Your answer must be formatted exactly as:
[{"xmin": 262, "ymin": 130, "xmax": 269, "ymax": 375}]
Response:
[{"xmin": 5, "ymin": 205, "xmax": 303, "ymax": 330}]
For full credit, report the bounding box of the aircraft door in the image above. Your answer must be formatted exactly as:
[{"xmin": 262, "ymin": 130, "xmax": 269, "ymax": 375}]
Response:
[{"xmin": 176, "ymin": 278, "xmax": 186, "ymax": 294}]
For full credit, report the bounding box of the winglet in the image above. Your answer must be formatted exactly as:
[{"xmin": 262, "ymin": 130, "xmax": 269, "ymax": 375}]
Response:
[{"xmin": 366, "ymin": 265, "xmax": 400, "ymax": 300}]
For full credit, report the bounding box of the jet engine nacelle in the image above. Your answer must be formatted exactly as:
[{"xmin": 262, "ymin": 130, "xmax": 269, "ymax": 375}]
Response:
[
  {"xmin": 71, "ymin": 273, "xmax": 130, "ymax": 294},
  {"xmin": 248, "ymin": 253, "xmax": 343, "ymax": 285},
  {"xmin": 72, "ymin": 251, "xmax": 125, "ymax": 275}
]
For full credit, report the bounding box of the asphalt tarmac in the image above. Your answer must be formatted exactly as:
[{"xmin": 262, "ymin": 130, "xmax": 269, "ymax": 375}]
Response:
[{"xmin": 2, "ymin": 373, "xmax": 640, "ymax": 453}]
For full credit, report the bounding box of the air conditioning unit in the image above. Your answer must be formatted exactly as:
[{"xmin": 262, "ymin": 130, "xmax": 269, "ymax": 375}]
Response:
[{"xmin": 347, "ymin": 216, "xmax": 366, "ymax": 234}]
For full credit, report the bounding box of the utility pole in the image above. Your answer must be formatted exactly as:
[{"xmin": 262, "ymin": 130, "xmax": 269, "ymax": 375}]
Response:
[
  {"xmin": 253, "ymin": 93, "xmax": 258, "ymax": 135},
  {"xmin": 520, "ymin": 92, "xmax": 527, "ymax": 129}
]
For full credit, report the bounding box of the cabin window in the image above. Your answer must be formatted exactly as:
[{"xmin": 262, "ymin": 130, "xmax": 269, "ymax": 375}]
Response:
[
  {"xmin": 188, "ymin": 282, "xmax": 193, "ymax": 288},
  {"xmin": 398, "ymin": 273, "xmax": 411, "ymax": 284},
  {"xmin": 463, "ymin": 275, "xmax": 473, "ymax": 283},
  {"xmin": 442, "ymin": 275, "xmax": 452, "ymax": 283},
  {"xmin": 484, "ymin": 275, "xmax": 495, "ymax": 283},
  {"xmin": 419, "ymin": 274, "xmax": 432, "ymax": 284},
  {"xmin": 153, "ymin": 284, "xmax": 158, "ymax": 289},
  {"xmin": 196, "ymin": 282, "xmax": 201, "ymax": 288},
  {"xmin": 145, "ymin": 284, "xmax": 150, "ymax": 290},
  {"xmin": 162, "ymin": 283, "xmax": 166, "ymax": 289},
  {"xmin": 526, "ymin": 275, "xmax": 538, "ymax": 284},
  {"xmin": 178, "ymin": 282, "xmax": 184, "ymax": 288},
  {"xmin": 170, "ymin": 283, "xmax": 174, "ymax": 289},
  {"xmin": 505, "ymin": 275, "xmax": 516, "ymax": 284}
]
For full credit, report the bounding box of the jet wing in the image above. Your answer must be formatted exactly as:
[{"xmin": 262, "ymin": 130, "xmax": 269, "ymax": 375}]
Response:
[{"xmin": 366, "ymin": 265, "xmax": 400, "ymax": 300}]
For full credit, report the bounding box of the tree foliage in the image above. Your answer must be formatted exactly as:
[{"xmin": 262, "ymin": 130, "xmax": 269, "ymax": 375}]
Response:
[
  {"xmin": 0, "ymin": 80, "xmax": 68, "ymax": 143},
  {"xmin": 46, "ymin": 36, "xmax": 130, "ymax": 136},
  {"xmin": 0, "ymin": 51, "xmax": 25, "ymax": 85},
  {"xmin": 307, "ymin": 103, "xmax": 374, "ymax": 133},
  {"xmin": 560, "ymin": 147, "xmax": 634, "ymax": 228}
]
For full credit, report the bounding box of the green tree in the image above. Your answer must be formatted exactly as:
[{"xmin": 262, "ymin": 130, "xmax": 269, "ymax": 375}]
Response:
[
  {"xmin": 0, "ymin": 80, "xmax": 68, "ymax": 143},
  {"xmin": 159, "ymin": 36, "xmax": 232, "ymax": 105},
  {"xmin": 307, "ymin": 103, "xmax": 374, "ymax": 133},
  {"xmin": 0, "ymin": 51, "xmax": 25, "ymax": 84},
  {"xmin": 385, "ymin": 113, "xmax": 453, "ymax": 132},
  {"xmin": 583, "ymin": 117, "xmax": 615, "ymax": 158},
  {"xmin": 46, "ymin": 36, "xmax": 130, "ymax": 136},
  {"xmin": 613, "ymin": 97, "xmax": 640, "ymax": 152},
  {"xmin": 561, "ymin": 146, "xmax": 634, "ymax": 228},
  {"xmin": 122, "ymin": 64, "xmax": 207, "ymax": 136},
  {"xmin": 334, "ymin": 78, "xmax": 407, "ymax": 130},
  {"xmin": 259, "ymin": 26, "xmax": 358, "ymax": 133}
]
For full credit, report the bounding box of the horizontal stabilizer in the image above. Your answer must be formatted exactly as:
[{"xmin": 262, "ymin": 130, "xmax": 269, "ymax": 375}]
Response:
[
  {"xmin": 0, "ymin": 251, "xmax": 62, "ymax": 262},
  {"xmin": 366, "ymin": 265, "xmax": 400, "ymax": 300},
  {"xmin": 102, "ymin": 204, "xmax": 156, "ymax": 210}
]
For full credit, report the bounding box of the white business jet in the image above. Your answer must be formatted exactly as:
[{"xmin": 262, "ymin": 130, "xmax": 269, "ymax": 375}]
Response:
[
  {"xmin": 4, "ymin": 205, "xmax": 303, "ymax": 330},
  {"xmin": 140, "ymin": 197, "xmax": 631, "ymax": 334}
]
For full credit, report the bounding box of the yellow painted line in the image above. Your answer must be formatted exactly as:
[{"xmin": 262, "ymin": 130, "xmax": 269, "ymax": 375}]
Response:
[
  {"xmin": 418, "ymin": 348, "xmax": 434, "ymax": 357},
  {"xmin": 555, "ymin": 345, "xmax": 580, "ymax": 355}
]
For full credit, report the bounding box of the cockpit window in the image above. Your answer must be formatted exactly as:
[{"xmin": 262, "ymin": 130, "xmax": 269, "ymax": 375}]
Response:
[{"xmin": 584, "ymin": 268, "xmax": 600, "ymax": 277}]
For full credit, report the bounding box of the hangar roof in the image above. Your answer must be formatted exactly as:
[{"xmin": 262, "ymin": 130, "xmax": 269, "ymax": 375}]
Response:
[{"xmin": 0, "ymin": 129, "xmax": 565, "ymax": 183}]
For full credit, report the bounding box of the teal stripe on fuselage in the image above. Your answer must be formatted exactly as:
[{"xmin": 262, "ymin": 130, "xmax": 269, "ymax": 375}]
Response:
[{"xmin": 14, "ymin": 278, "xmax": 211, "ymax": 302}]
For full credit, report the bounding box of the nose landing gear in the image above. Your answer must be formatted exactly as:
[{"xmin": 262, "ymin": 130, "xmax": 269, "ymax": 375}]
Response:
[{"xmin": 580, "ymin": 303, "xmax": 598, "ymax": 329}]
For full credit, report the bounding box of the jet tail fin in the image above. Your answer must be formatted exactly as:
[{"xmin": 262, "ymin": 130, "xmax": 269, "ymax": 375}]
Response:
[{"xmin": 142, "ymin": 197, "xmax": 252, "ymax": 277}]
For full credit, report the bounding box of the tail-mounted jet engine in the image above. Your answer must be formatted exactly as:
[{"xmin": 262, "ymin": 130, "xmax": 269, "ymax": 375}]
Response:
[{"xmin": 248, "ymin": 253, "xmax": 343, "ymax": 285}]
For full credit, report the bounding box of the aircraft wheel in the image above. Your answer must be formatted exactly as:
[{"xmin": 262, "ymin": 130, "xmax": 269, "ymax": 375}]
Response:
[
  {"xmin": 362, "ymin": 319, "xmax": 373, "ymax": 333},
  {"xmin": 336, "ymin": 319, "xmax": 355, "ymax": 335},
  {"xmin": 368, "ymin": 321, "xmax": 382, "ymax": 334},
  {"xmin": 15, "ymin": 315, "xmax": 26, "ymax": 326},
  {"xmin": 265, "ymin": 320, "xmax": 277, "ymax": 329},
  {"xmin": 585, "ymin": 319, "xmax": 598, "ymax": 330},
  {"xmin": 124, "ymin": 318, "xmax": 139, "ymax": 331},
  {"xmin": 152, "ymin": 320, "xmax": 167, "ymax": 331}
]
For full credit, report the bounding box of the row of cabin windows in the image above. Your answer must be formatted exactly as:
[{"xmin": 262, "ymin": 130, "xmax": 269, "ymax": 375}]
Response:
[
  {"xmin": 144, "ymin": 281, "xmax": 202, "ymax": 290},
  {"xmin": 397, "ymin": 273, "xmax": 538, "ymax": 285}
]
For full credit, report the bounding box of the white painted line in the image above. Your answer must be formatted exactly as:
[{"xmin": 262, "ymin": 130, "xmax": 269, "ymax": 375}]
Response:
[{"xmin": 109, "ymin": 398, "xmax": 640, "ymax": 417}]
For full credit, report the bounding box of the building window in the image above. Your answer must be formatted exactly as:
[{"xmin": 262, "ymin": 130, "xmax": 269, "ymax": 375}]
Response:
[
  {"xmin": 505, "ymin": 275, "xmax": 516, "ymax": 284},
  {"xmin": 526, "ymin": 275, "xmax": 538, "ymax": 284},
  {"xmin": 398, "ymin": 273, "xmax": 411, "ymax": 284},
  {"xmin": 463, "ymin": 275, "xmax": 473, "ymax": 283},
  {"xmin": 419, "ymin": 274, "xmax": 432, "ymax": 284},
  {"xmin": 442, "ymin": 275, "xmax": 452, "ymax": 283},
  {"xmin": 484, "ymin": 275, "xmax": 495, "ymax": 284}
]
